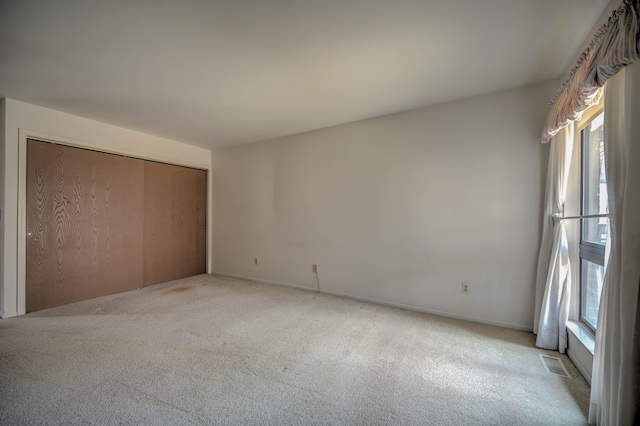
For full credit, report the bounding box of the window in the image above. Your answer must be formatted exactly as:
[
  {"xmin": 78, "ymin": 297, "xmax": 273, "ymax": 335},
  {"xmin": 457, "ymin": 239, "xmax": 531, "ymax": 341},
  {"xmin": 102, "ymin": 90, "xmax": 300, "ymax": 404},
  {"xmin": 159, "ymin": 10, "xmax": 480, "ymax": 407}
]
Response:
[{"xmin": 578, "ymin": 111, "xmax": 607, "ymax": 333}]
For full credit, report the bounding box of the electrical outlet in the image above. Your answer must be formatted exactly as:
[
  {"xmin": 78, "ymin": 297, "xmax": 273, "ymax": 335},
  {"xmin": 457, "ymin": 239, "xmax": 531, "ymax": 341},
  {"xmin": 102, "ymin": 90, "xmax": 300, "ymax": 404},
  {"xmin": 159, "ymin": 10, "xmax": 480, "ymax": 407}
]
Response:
[
  {"xmin": 255, "ymin": 257, "xmax": 259, "ymax": 265},
  {"xmin": 462, "ymin": 282, "xmax": 470, "ymax": 294},
  {"xmin": 312, "ymin": 264, "xmax": 318, "ymax": 273}
]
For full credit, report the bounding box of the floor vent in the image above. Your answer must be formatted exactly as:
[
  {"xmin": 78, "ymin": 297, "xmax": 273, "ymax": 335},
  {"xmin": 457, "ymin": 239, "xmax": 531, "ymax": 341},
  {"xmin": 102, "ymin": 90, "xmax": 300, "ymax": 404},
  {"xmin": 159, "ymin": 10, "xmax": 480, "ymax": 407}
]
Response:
[{"xmin": 539, "ymin": 354, "xmax": 571, "ymax": 378}]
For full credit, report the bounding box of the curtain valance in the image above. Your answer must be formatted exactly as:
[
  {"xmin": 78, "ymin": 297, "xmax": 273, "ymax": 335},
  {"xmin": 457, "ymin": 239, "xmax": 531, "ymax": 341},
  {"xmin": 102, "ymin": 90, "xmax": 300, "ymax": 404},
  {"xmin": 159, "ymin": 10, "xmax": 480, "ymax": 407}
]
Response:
[{"xmin": 541, "ymin": 0, "xmax": 640, "ymax": 143}]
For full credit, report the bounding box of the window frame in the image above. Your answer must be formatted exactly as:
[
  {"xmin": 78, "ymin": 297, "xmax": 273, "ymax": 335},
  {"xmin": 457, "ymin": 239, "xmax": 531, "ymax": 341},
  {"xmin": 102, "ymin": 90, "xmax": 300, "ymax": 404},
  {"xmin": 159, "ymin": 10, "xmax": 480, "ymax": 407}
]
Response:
[{"xmin": 576, "ymin": 106, "xmax": 607, "ymax": 335}]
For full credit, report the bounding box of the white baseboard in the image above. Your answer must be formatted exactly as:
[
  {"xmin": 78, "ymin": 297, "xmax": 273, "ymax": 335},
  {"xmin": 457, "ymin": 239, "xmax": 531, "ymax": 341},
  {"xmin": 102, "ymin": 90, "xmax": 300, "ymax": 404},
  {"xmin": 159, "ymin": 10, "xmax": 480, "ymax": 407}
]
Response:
[
  {"xmin": 567, "ymin": 346, "xmax": 592, "ymax": 385},
  {"xmin": 321, "ymin": 288, "xmax": 533, "ymax": 332},
  {"xmin": 210, "ymin": 271, "xmax": 533, "ymax": 332},
  {"xmin": 211, "ymin": 271, "xmax": 317, "ymax": 293}
]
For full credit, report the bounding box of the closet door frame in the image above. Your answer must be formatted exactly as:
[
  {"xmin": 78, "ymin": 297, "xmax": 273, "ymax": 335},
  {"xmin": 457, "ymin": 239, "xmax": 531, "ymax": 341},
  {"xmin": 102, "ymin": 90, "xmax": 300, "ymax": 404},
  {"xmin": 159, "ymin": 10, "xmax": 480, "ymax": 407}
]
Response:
[{"xmin": 17, "ymin": 129, "xmax": 211, "ymax": 315}]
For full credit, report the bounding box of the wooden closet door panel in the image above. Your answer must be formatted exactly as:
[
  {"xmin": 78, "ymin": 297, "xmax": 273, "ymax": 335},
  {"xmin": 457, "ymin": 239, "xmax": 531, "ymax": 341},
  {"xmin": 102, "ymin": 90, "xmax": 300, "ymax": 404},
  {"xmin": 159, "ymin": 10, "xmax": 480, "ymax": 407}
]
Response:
[
  {"xmin": 196, "ymin": 169, "xmax": 207, "ymax": 274},
  {"xmin": 26, "ymin": 140, "xmax": 144, "ymax": 312},
  {"xmin": 172, "ymin": 166, "xmax": 207, "ymax": 278},
  {"xmin": 143, "ymin": 162, "xmax": 206, "ymax": 286},
  {"xmin": 142, "ymin": 161, "xmax": 175, "ymax": 285}
]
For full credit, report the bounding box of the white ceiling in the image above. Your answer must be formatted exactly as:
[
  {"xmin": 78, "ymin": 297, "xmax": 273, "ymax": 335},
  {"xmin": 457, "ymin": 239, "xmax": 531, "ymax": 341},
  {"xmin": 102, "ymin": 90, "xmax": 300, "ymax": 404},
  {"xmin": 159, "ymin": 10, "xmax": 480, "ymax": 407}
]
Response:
[{"xmin": 0, "ymin": 0, "xmax": 610, "ymax": 150}]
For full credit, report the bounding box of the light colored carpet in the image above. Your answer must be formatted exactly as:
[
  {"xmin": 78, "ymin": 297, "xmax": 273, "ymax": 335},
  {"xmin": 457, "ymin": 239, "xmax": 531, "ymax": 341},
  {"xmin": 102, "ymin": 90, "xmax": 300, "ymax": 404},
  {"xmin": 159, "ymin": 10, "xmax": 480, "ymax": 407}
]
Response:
[{"xmin": 0, "ymin": 274, "xmax": 589, "ymax": 425}]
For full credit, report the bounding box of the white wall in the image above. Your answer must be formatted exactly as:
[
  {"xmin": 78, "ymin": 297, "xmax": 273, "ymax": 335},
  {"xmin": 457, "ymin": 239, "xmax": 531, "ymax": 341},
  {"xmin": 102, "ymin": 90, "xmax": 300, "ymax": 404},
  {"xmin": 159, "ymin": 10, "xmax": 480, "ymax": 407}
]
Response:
[
  {"xmin": 212, "ymin": 81, "xmax": 556, "ymax": 330},
  {"xmin": 0, "ymin": 98, "xmax": 212, "ymax": 318}
]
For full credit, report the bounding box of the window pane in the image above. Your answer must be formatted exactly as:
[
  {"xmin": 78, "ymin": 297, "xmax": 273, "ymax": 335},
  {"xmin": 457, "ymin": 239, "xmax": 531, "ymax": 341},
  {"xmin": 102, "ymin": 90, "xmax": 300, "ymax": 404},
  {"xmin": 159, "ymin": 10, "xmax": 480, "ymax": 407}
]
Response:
[
  {"xmin": 581, "ymin": 259, "xmax": 604, "ymax": 331},
  {"xmin": 582, "ymin": 112, "xmax": 607, "ymax": 245},
  {"xmin": 582, "ymin": 217, "xmax": 609, "ymax": 246}
]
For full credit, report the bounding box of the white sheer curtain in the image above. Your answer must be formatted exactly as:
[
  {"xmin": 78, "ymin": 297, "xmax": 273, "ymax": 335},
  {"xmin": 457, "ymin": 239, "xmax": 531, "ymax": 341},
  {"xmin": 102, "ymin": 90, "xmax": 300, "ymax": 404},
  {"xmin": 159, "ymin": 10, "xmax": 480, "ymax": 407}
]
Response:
[
  {"xmin": 533, "ymin": 124, "xmax": 573, "ymax": 352},
  {"xmin": 589, "ymin": 61, "xmax": 640, "ymax": 426}
]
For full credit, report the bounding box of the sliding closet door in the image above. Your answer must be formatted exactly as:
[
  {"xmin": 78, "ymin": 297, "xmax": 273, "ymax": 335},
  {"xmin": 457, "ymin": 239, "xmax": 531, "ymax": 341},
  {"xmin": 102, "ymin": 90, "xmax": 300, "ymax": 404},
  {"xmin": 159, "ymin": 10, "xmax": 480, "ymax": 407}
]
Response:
[
  {"xmin": 143, "ymin": 161, "xmax": 207, "ymax": 286},
  {"xmin": 26, "ymin": 140, "xmax": 145, "ymax": 312}
]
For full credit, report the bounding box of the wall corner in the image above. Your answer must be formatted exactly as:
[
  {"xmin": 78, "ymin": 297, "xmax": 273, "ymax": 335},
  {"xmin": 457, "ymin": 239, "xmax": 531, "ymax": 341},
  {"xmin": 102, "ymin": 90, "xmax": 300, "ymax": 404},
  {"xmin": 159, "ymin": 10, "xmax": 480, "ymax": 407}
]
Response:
[{"xmin": 0, "ymin": 97, "xmax": 6, "ymax": 317}]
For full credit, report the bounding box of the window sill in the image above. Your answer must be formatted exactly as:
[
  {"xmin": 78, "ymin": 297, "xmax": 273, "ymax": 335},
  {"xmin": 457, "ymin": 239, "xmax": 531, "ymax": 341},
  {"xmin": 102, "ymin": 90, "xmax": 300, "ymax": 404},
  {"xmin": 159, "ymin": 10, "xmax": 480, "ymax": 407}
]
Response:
[
  {"xmin": 566, "ymin": 321, "xmax": 595, "ymax": 355},
  {"xmin": 566, "ymin": 320, "xmax": 595, "ymax": 384}
]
